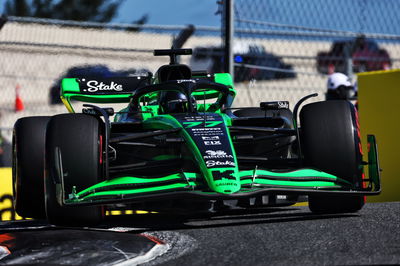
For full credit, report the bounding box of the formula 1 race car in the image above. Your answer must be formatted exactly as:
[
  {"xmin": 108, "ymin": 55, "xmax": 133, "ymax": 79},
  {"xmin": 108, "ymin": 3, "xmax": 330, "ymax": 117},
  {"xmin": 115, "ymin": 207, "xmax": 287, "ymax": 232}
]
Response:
[{"xmin": 12, "ymin": 49, "xmax": 381, "ymax": 226}]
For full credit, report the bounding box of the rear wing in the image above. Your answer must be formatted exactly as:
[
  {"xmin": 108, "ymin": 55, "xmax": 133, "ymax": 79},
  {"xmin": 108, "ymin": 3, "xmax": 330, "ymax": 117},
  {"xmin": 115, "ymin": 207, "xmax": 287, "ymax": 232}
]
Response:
[
  {"xmin": 60, "ymin": 76, "xmax": 151, "ymax": 112},
  {"xmin": 60, "ymin": 73, "xmax": 235, "ymax": 113}
]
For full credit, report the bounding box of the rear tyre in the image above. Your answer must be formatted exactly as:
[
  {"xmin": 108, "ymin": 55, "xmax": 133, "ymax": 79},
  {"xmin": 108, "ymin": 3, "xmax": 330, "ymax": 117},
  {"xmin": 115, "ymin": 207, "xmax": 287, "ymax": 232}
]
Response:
[
  {"xmin": 300, "ymin": 100, "xmax": 364, "ymax": 213},
  {"xmin": 45, "ymin": 114, "xmax": 104, "ymax": 226},
  {"xmin": 12, "ymin": 116, "xmax": 50, "ymax": 219}
]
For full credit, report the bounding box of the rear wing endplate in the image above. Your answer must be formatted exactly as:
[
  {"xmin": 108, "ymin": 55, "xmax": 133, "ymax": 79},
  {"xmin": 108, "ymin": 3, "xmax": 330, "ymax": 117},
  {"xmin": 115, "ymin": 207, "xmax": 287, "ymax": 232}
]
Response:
[{"xmin": 367, "ymin": 134, "xmax": 381, "ymax": 192}]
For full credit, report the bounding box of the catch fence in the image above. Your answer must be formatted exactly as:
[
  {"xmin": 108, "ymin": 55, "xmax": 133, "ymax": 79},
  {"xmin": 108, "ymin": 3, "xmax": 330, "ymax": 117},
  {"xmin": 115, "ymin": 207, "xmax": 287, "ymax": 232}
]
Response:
[{"xmin": 1, "ymin": 0, "xmax": 400, "ymax": 144}]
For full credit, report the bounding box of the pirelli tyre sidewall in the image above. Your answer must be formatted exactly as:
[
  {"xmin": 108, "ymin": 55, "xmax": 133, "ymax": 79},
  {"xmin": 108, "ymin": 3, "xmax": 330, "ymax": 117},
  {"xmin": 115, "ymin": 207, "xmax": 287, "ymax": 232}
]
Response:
[
  {"xmin": 45, "ymin": 114, "xmax": 104, "ymax": 226},
  {"xmin": 12, "ymin": 116, "xmax": 51, "ymax": 219},
  {"xmin": 300, "ymin": 100, "xmax": 364, "ymax": 213}
]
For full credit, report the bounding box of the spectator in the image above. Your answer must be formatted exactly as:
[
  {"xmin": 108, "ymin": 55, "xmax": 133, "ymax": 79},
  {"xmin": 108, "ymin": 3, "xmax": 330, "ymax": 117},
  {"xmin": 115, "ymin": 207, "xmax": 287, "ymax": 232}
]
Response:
[{"xmin": 326, "ymin": 72, "xmax": 357, "ymax": 101}]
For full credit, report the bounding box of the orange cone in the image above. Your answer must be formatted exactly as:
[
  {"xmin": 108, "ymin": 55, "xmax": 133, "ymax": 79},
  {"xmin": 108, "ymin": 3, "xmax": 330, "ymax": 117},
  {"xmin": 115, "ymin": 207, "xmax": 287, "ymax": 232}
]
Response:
[{"xmin": 15, "ymin": 84, "xmax": 24, "ymax": 112}]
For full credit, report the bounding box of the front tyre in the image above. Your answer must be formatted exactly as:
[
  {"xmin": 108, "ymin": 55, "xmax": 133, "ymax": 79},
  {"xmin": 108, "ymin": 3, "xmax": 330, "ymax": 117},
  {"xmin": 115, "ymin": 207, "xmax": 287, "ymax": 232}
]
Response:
[
  {"xmin": 45, "ymin": 114, "xmax": 104, "ymax": 226},
  {"xmin": 300, "ymin": 100, "xmax": 364, "ymax": 213},
  {"xmin": 13, "ymin": 116, "xmax": 50, "ymax": 219}
]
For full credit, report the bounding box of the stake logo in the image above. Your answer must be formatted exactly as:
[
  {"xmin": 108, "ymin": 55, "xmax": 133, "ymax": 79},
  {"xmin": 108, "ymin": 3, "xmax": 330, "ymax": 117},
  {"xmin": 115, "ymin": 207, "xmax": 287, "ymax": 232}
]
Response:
[
  {"xmin": 206, "ymin": 160, "xmax": 235, "ymax": 167},
  {"xmin": 278, "ymin": 101, "xmax": 289, "ymax": 109},
  {"xmin": 83, "ymin": 80, "xmax": 123, "ymax": 93}
]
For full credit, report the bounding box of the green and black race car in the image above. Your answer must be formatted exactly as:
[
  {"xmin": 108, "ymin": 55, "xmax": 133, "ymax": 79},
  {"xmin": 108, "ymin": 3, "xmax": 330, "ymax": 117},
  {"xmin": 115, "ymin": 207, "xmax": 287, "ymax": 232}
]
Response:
[{"xmin": 12, "ymin": 49, "xmax": 380, "ymax": 226}]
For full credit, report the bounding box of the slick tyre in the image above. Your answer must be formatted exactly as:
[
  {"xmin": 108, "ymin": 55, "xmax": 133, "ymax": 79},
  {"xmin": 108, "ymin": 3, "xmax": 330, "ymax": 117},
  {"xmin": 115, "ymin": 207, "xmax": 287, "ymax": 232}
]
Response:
[
  {"xmin": 12, "ymin": 116, "xmax": 50, "ymax": 219},
  {"xmin": 300, "ymin": 100, "xmax": 364, "ymax": 213},
  {"xmin": 45, "ymin": 114, "xmax": 104, "ymax": 226}
]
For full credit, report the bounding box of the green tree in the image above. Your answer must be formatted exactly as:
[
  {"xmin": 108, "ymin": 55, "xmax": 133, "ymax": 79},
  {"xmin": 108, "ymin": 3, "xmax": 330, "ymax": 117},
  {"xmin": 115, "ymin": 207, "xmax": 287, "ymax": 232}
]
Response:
[
  {"xmin": 4, "ymin": 0, "xmax": 123, "ymax": 23},
  {"xmin": 4, "ymin": 0, "xmax": 149, "ymax": 30}
]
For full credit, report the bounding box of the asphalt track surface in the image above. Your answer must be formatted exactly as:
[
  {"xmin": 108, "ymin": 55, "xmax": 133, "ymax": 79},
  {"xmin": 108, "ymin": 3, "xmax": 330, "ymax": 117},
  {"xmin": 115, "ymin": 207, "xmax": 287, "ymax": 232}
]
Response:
[{"xmin": 0, "ymin": 202, "xmax": 399, "ymax": 265}]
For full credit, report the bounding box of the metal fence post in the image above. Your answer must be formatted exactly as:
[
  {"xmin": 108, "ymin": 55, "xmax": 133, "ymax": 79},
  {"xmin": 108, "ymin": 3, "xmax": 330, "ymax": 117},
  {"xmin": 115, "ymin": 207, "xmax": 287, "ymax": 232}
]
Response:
[
  {"xmin": 223, "ymin": 0, "xmax": 234, "ymax": 80},
  {"xmin": 344, "ymin": 42, "xmax": 353, "ymax": 78}
]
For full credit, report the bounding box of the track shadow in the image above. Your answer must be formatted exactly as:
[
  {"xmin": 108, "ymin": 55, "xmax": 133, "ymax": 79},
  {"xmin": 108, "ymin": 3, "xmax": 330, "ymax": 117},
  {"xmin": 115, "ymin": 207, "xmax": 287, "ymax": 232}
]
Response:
[
  {"xmin": 98, "ymin": 205, "xmax": 360, "ymax": 233},
  {"xmin": 0, "ymin": 206, "xmax": 360, "ymax": 234}
]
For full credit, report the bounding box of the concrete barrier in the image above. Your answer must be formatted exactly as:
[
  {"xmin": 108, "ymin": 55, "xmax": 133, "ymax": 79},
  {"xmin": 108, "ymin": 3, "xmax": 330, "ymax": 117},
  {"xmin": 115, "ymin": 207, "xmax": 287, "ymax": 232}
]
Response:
[{"xmin": 358, "ymin": 69, "xmax": 400, "ymax": 202}]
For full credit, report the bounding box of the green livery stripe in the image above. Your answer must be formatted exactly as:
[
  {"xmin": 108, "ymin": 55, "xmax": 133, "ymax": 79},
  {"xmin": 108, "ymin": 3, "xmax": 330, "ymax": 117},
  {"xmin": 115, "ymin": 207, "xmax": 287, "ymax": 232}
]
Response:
[
  {"xmin": 75, "ymin": 182, "xmax": 196, "ymax": 202},
  {"xmin": 239, "ymin": 168, "xmax": 335, "ymax": 177},
  {"xmin": 367, "ymin": 135, "xmax": 381, "ymax": 191},
  {"xmin": 77, "ymin": 173, "xmax": 200, "ymax": 197},
  {"xmin": 241, "ymin": 179, "xmax": 340, "ymax": 188},
  {"xmin": 237, "ymin": 168, "xmax": 347, "ymax": 188},
  {"xmin": 192, "ymin": 90, "xmax": 221, "ymax": 99},
  {"xmin": 69, "ymin": 167, "xmax": 348, "ymax": 202},
  {"xmin": 237, "ymin": 169, "xmax": 348, "ymax": 181},
  {"xmin": 219, "ymin": 112, "xmax": 233, "ymax": 126},
  {"xmin": 182, "ymin": 121, "xmax": 223, "ymax": 128},
  {"xmin": 63, "ymin": 92, "xmax": 132, "ymax": 103},
  {"xmin": 214, "ymin": 73, "xmax": 236, "ymax": 96},
  {"xmin": 62, "ymin": 78, "xmax": 80, "ymax": 93}
]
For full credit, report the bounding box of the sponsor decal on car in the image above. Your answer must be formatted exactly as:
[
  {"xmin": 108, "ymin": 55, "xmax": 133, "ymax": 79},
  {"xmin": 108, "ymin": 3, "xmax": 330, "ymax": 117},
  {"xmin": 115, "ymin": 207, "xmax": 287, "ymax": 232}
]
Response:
[
  {"xmin": 204, "ymin": 140, "xmax": 222, "ymax": 146},
  {"xmin": 183, "ymin": 121, "xmax": 223, "ymax": 128},
  {"xmin": 206, "ymin": 160, "xmax": 235, "ymax": 167},
  {"xmin": 177, "ymin": 79, "xmax": 196, "ymax": 83},
  {"xmin": 216, "ymin": 182, "xmax": 238, "ymax": 187},
  {"xmin": 83, "ymin": 80, "xmax": 124, "ymax": 93},
  {"xmin": 184, "ymin": 115, "xmax": 216, "ymax": 121},
  {"xmin": 204, "ymin": 150, "xmax": 233, "ymax": 159},
  {"xmin": 212, "ymin": 170, "xmax": 236, "ymax": 181},
  {"xmin": 202, "ymin": 136, "xmax": 219, "ymax": 140},
  {"xmin": 77, "ymin": 77, "xmax": 150, "ymax": 95},
  {"xmin": 190, "ymin": 127, "xmax": 224, "ymax": 136},
  {"xmin": 175, "ymin": 113, "xmax": 236, "ymax": 168},
  {"xmin": 278, "ymin": 101, "xmax": 289, "ymax": 109}
]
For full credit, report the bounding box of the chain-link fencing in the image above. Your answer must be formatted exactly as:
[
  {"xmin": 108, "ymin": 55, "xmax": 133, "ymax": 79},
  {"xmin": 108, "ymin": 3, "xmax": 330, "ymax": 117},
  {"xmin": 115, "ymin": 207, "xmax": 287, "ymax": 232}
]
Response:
[
  {"xmin": 1, "ymin": 0, "xmax": 400, "ymax": 145},
  {"xmin": 232, "ymin": 0, "xmax": 400, "ymax": 107},
  {"xmin": 0, "ymin": 16, "xmax": 221, "ymax": 143}
]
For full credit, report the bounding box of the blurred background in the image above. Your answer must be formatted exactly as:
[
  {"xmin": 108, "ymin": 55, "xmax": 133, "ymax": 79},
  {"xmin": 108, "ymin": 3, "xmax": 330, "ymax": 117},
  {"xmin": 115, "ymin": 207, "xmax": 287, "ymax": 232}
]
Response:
[{"xmin": 0, "ymin": 0, "xmax": 400, "ymax": 166}]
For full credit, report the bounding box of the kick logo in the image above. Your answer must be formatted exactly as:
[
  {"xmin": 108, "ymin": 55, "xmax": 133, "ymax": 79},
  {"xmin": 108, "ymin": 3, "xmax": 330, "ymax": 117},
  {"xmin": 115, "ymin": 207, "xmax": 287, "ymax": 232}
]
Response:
[{"xmin": 212, "ymin": 170, "xmax": 236, "ymax": 181}]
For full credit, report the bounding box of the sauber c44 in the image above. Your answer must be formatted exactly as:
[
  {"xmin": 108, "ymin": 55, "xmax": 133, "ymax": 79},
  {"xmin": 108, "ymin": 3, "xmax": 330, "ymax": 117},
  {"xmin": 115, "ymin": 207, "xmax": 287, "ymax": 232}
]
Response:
[{"xmin": 12, "ymin": 49, "xmax": 380, "ymax": 225}]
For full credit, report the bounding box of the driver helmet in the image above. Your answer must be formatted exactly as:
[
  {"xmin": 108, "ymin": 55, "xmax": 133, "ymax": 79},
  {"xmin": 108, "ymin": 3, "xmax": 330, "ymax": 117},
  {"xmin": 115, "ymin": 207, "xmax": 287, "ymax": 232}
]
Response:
[
  {"xmin": 326, "ymin": 72, "xmax": 355, "ymax": 100},
  {"xmin": 159, "ymin": 91, "xmax": 192, "ymax": 114}
]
